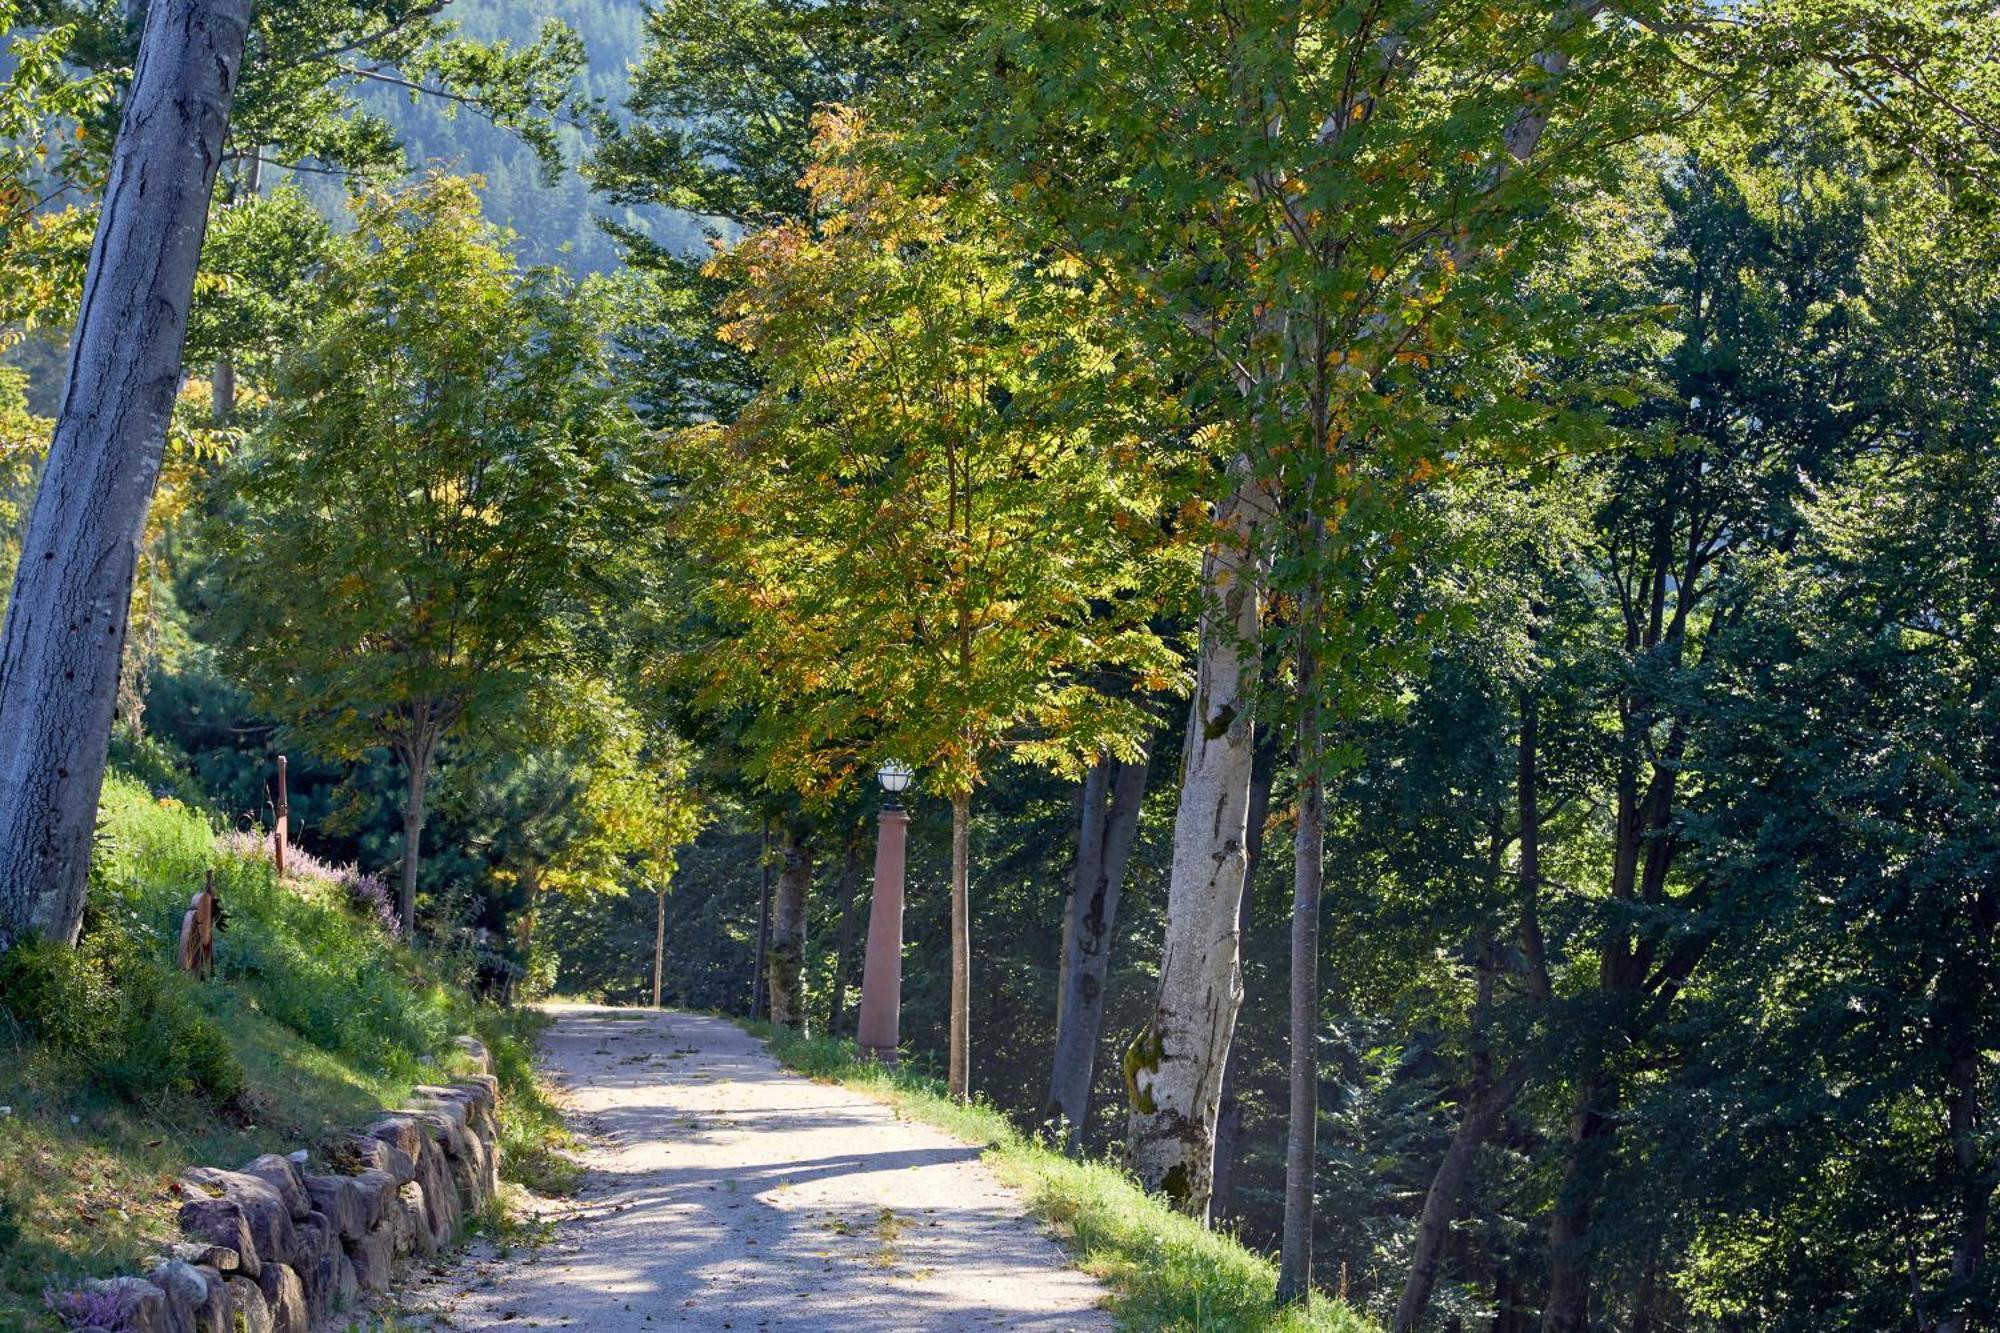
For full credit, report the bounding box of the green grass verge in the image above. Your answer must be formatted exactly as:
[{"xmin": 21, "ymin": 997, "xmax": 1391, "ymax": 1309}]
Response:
[
  {"xmin": 744, "ymin": 1022, "xmax": 1378, "ymax": 1333},
  {"xmin": 0, "ymin": 774, "xmax": 572, "ymax": 1332}
]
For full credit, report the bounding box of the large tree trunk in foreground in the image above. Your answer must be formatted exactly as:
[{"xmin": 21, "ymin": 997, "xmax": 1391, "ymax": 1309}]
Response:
[
  {"xmin": 1046, "ymin": 744, "xmax": 1152, "ymax": 1153},
  {"xmin": 1126, "ymin": 466, "xmax": 1274, "ymax": 1216},
  {"xmin": 0, "ymin": 0, "xmax": 252, "ymax": 953},
  {"xmin": 949, "ymin": 789, "xmax": 972, "ymax": 1101},
  {"xmin": 766, "ymin": 827, "xmax": 814, "ymax": 1030},
  {"xmin": 826, "ymin": 827, "xmax": 862, "ymax": 1036},
  {"xmin": 1278, "ymin": 624, "xmax": 1324, "ymax": 1305}
]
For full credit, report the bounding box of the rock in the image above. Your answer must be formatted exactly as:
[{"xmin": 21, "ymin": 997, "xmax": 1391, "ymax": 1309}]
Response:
[
  {"xmin": 177, "ymin": 1197, "xmax": 261, "ymax": 1279},
  {"xmin": 398, "ymin": 1180, "xmax": 438, "ymax": 1257},
  {"xmin": 227, "ymin": 1275, "xmax": 273, "ymax": 1333},
  {"xmin": 294, "ymin": 1211, "xmax": 335, "ymax": 1267},
  {"xmin": 303, "ymin": 1173, "xmax": 366, "ymax": 1240},
  {"xmin": 347, "ymin": 1134, "xmax": 416, "ymax": 1186},
  {"xmin": 362, "ymin": 1114, "xmax": 425, "ymax": 1162},
  {"xmin": 300, "ymin": 1246, "xmax": 358, "ymax": 1323},
  {"xmin": 342, "ymin": 1221, "xmax": 395, "ymax": 1294},
  {"xmin": 149, "ymin": 1259, "xmax": 212, "ymax": 1333},
  {"xmin": 182, "ymin": 1168, "xmax": 299, "ymax": 1271},
  {"xmin": 349, "ymin": 1168, "xmax": 396, "ymax": 1231},
  {"xmin": 415, "ymin": 1139, "xmax": 460, "ymax": 1243},
  {"xmin": 241, "ymin": 1154, "xmax": 312, "ymax": 1222},
  {"xmin": 164, "ymin": 1240, "xmax": 239, "ymax": 1273},
  {"xmin": 454, "ymin": 1034, "xmax": 494, "ymax": 1074},
  {"xmin": 190, "ymin": 1266, "xmax": 233, "ymax": 1333},
  {"xmin": 257, "ymin": 1263, "xmax": 308, "ymax": 1333}
]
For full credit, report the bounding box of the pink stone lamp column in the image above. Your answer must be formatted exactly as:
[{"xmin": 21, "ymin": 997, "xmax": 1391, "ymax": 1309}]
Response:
[{"xmin": 856, "ymin": 806, "xmax": 911, "ymax": 1066}]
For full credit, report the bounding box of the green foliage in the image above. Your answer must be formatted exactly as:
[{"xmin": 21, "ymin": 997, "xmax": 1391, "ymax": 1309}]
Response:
[{"xmin": 0, "ymin": 924, "xmax": 243, "ymax": 1109}]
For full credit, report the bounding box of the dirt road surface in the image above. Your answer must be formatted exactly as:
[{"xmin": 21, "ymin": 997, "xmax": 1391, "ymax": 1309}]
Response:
[{"xmin": 402, "ymin": 1004, "xmax": 1114, "ymax": 1332}]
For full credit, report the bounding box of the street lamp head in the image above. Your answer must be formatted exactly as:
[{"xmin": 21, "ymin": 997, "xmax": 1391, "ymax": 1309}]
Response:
[{"xmin": 877, "ymin": 761, "xmax": 915, "ymax": 796}]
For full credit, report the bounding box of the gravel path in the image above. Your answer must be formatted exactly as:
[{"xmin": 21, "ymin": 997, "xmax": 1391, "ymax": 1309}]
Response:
[{"xmin": 403, "ymin": 1004, "xmax": 1114, "ymax": 1332}]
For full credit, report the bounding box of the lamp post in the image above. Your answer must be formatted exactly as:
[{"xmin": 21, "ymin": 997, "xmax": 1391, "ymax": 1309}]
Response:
[{"xmin": 856, "ymin": 761, "xmax": 914, "ymax": 1066}]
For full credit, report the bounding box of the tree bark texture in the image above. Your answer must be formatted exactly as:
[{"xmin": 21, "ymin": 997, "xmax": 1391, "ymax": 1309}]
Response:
[
  {"xmin": 1211, "ymin": 735, "xmax": 1277, "ymax": 1228},
  {"xmin": 1055, "ymin": 762, "xmax": 1110, "ymax": 1040},
  {"xmin": 766, "ymin": 827, "xmax": 813, "ymax": 1030},
  {"xmin": 949, "ymin": 789, "xmax": 972, "ymax": 1101},
  {"xmin": 0, "ymin": 0, "xmax": 252, "ymax": 952},
  {"xmin": 1278, "ymin": 586, "xmax": 1324, "ymax": 1305},
  {"xmin": 1046, "ymin": 745, "xmax": 1152, "ymax": 1153},
  {"xmin": 751, "ymin": 817, "xmax": 772, "ymax": 1019},
  {"xmin": 1126, "ymin": 465, "xmax": 1274, "ymax": 1216},
  {"xmin": 826, "ymin": 827, "xmax": 862, "ymax": 1036},
  {"xmin": 396, "ymin": 740, "xmax": 432, "ymax": 940},
  {"xmin": 652, "ymin": 885, "xmax": 667, "ymax": 1009}
]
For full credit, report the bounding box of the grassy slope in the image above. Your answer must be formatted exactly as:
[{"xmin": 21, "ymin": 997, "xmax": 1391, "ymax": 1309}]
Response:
[
  {"xmin": 0, "ymin": 775, "xmax": 566, "ymax": 1333},
  {"xmin": 747, "ymin": 1023, "xmax": 1378, "ymax": 1333}
]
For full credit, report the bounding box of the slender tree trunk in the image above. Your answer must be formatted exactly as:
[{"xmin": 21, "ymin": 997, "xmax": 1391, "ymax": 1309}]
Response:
[
  {"xmin": 0, "ymin": 0, "xmax": 252, "ymax": 953},
  {"xmin": 652, "ymin": 884, "xmax": 667, "ymax": 1008},
  {"xmin": 1056, "ymin": 761, "xmax": 1111, "ymax": 1039},
  {"xmin": 751, "ymin": 817, "xmax": 772, "ymax": 1018},
  {"xmin": 397, "ymin": 739, "xmax": 432, "ymax": 940},
  {"xmin": 949, "ymin": 789, "xmax": 972, "ymax": 1101},
  {"xmin": 1395, "ymin": 1063, "xmax": 1530, "ymax": 1332},
  {"xmin": 767, "ymin": 826, "xmax": 813, "ymax": 1030},
  {"xmin": 1127, "ymin": 465, "xmax": 1275, "ymax": 1215},
  {"xmin": 210, "ymin": 151, "xmax": 259, "ymax": 424},
  {"xmin": 1047, "ymin": 745, "xmax": 1152, "ymax": 1152},
  {"xmin": 1936, "ymin": 884, "xmax": 1998, "ymax": 1333},
  {"xmin": 1212, "ymin": 735, "xmax": 1277, "ymax": 1227},
  {"xmin": 1278, "ymin": 588, "xmax": 1324, "ymax": 1305},
  {"xmin": 826, "ymin": 827, "xmax": 862, "ymax": 1036}
]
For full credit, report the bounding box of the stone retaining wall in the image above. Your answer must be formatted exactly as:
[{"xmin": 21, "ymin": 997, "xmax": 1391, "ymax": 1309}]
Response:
[{"xmin": 58, "ymin": 1034, "xmax": 503, "ymax": 1333}]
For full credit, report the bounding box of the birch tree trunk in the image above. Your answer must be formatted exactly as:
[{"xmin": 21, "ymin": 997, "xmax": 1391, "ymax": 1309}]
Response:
[
  {"xmin": 0, "ymin": 0, "xmax": 253, "ymax": 952},
  {"xmin": 949, "ymin": 789, "xmax": 972, "ymax": 1101},
  {"xmin": 1046, "ymin": 745, "xmax": 1152, "ymax": 1152},
  {"xmin": 1125, "ymin": 463, "xmax": 1274, "ymax": 1215},
  {"xmin": 766, "ymin": 827, "xmax": 813, "ymax": 1030},
  {"xmin": 1211, "ymin": 735, "xmax": 1276, "ymax": 1227}
]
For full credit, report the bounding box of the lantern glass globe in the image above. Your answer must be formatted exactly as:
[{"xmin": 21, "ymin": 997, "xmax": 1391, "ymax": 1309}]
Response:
[{"xmin": 877, "ymin": 761, "xmax": 915, "ymax": 794}]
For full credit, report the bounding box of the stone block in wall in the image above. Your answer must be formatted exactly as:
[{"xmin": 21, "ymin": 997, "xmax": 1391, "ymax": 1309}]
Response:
[
  {"xmin": 349, "ymin": 1168, "xmax": 396, "ymax": 1232},
  {"xmin": 454, "ymin": 1034, "xmax": 495, "ymax": 1074},
  {"xmin": 149, "ymin": 1258, "xmax": 213, "ymax": 1333},
  {"xmin": 347, "ymin": 1134, "xmax": 416, "ymax": 1186},
  {"xmin": 163, "ymin": 1239, "xmax": 240, "ymax": 1274},
  {"xmin": 227, "ymin": 1274, "xmax": 273, "ymax": 1333},
  {"xmin": 343, "ymin": 1220, "xmax": 395, "ymax": 1294},
  {"xmin": 257, "ymin": 1262, "xmax": 308, "ymax": 1333},
  {"xmin": 190, "ymin": 1264, "xmax": 233, "ymax": 1333},
  {"xmin": 176, "ymin": 1197, "xmax": 261, "ymax": 1279},
  {"xmin": 241, "ymin": 1154, "xmax": 312, "ymax": 1222},
  {"xmin": 181, "ymin": 1168, "xmax": 300, "ymax": 1271},
  {"xmin": 303, "ymin": 1172, "xmax": 367, "ymax": 1240},
  {"xmin": 397, "ymin": 1181, "xmax": 438, "ymax": 1258}
]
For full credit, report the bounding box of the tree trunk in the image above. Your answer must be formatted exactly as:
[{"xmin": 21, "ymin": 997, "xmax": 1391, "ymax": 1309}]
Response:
[
  {"xmin": 826, "ymin": 826, "xmax": 862, "ymax": 1036},
  {"xmin": 1936, "ymin": 883, "xmax": 1998, "ymax": 1333},
  {"xmin": 949, "ymin": 789, "xmax": 972, "ymax": 1101},
  {"xmin": 751, "ymin": 817, "xmax": 772, "ymax": 1018},
  {"xmin": 1212, "ymin": 735, "xmax": 1277, "ymax": 1227},
  {"xmin": 397, "ymin": 739, "xmax": 433, "ymax": 940},
  {"xmin": 652, "ymin": 884, "xmax": 667, "ymax": 1008},
  {"xmin": 0, "ymin": 0, "xmax": 252, "ymax": 953},
  {"xmin": 1395, "ymin": 1064, "xmax": 1530, "ymax": 1332},
  {"xmin": 766, "ymin": 826, "xmax": 813, "ymax": 1030},
  {"xmin": 1278, "ymin": 598, "xmax": 1324, "ymax": 1305},
  {"xmin": 1046, "ymin": 745, "xmax": 1152, "ymax": 1152},
  {"xmin": 1126, "ymin": 465, "xmax": 1274, "ymax": 1216},
  {"xmin": 1055, "ymin": 761, "xmax": 1111, "ymax": 1040},
  {"xmin": 1541, "ymin": 1067, "xmax": 1615, "ymax": 1333}
]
